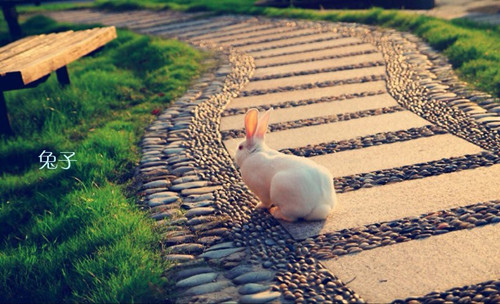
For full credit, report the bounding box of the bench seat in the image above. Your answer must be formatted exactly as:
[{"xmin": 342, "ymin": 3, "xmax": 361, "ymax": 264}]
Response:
[{"xmin": 0, "ymin": 26, "xmax": 117, "ymax": 135}]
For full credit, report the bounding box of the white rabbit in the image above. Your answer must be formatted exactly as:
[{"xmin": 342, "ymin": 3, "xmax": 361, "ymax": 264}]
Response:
[{"xmin": 234, "ymin": 108, "xmax": 337, "ymax": 222}]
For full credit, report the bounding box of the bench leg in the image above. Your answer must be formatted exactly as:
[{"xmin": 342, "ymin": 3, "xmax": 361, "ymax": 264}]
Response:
[
  {"xmin": 1, "ymin": 5, "xmax": 22, "ymax": 41},
  {"xmin": 56, "ymin": 66, "xmax": 71, "ymax": 86},
  {"xmin": 0, "ymin": 91, "xmax": 14, "ymax": 137}
]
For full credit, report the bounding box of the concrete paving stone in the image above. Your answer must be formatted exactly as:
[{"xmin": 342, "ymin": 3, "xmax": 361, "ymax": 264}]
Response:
[
  {"xmin": 254, "ymin": 43, "xmax": 377, "ymax": 67},
  {"xmin": 176, "ymin": 20, "xmax": 242, "ymax": 38},
  {"xmin": 224, "ymin": 111, "xmax": 429, "ymax": 154},
  {"xmin": 238, "ymin": 32, "xmax": 342, "ymax": 52},
  {"xmin": 252, "ymin": 53, "xmax": 384, "ymax": 78},
  {"xmin": 193, "ymin": 23, "xmax": 272, "ymax": 41},
  {"xmin": 222, "ymin": 28, "xmax": 322, "ymax": 47},
  {"xmin": 282, "ymin": 164, "xmax": 500, "ymax": 239},
  {"xmin": 159, "ymin": 18, "xmax": 236, "ymax": 36},
  {"xmin": 227, "ymin": 81, "xmax": 387, "ymax": 109},
  {"xmin": 323, "ymin": 224, "xmax": 500, "ymax": 303},
  {"xmin": 244, "ymin": 66, "xmax": 386, "ymax": 92},
  {"xmin": 220, "ymin": 93, "xmax": 397, "ymax": 131},
  {"xmin": 142, "ymin": 18, "xmax": 222, "ymax": 34},
  {"xmin": 249, "ymin": 37, "xmax": 362, "ymax": 58},
  {"xmin": 311, "ymin": 133, "xmax": 484, "ymax": 178},
  {"xmin": 208, "ymin": 25, "xmax": 299, "ymax": 44}
]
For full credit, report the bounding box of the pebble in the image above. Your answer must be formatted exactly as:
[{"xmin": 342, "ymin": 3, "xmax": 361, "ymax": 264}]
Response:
[
  {"xmin": 181, "ymin": 185, "xmax": 223, "ymax": 195},
  {"xmin": 142, "ymin": 180, "xmax": 168, "ymax": 189},
  {"xmin": 233, "ymin": 271, "xmax": 274, "ymax": 285},
  {"xmin": 148, "ymin": 196, "xmax": 179, "ymax": 207},
  {"xmin": 176, "ymin": 272, "xmax": 218, "ymax": 288},
  {"xmin": 184, "ymin": 281, "xmax": 229, "ymax": 296},
  {"xmin": 165, "ymin": 254, "xmax": 195, "ymax": 262},
  {"xmin": 176, "ymin": 266, "xmax": 215, "ymax": 281},
  {"xmin": 206, "ymin": 241, "xmax": 235, "ymax": 251},
  {"xmin": 185, "ymin": 207, "xmax": 216, "ymax": 218},
  {"xmin": 199, "ymin": 247, "xmax": 244, "ymax": 259},
  {"xmin": 225, "ymin": 265, "xmax": 254, "ymax": 280},
  {"xmin": 239, "ymin": 291, "xmax": 281, "ymax": 303},
  {"xmin": 238, "ymin": 283, "xmax": 270, "ymax": 295},
  {"xmin": 171, "ymin": 181, "xmax": 209, "ymax": 191},
  {"xmin": 169, "ymin": 243, "xmax": 204, "ymax": 255}
]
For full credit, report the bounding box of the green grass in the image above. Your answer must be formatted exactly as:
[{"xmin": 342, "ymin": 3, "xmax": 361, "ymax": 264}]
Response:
[
  {"xmin": 88, "ymin": 0, "xmax": 500, "ymax": 100},
  {"xmin": 0, "ymin": 14, "xmax": 207, "ymax": 303}
]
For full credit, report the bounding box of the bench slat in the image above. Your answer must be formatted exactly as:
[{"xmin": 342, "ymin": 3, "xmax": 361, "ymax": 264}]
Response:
[
  {"xmin": 0, "ymin": 26, "xmax": 116, "ymax": 85},
  {"xmin": 17, "ymin": 27, "xmax": 116, "ymax": 84},
  {"xmin": 0, "ymin": 30, "xmax": 79, "ymax": 72},
  {"xmin": 0, "ymin": 34, "xmax": 55, "ymax": 62}
]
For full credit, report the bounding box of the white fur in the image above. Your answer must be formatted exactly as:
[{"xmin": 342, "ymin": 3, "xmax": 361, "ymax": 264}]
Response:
[{"xmin": 235, "ymin": 108, "xmax": 337, "ymax": 222}]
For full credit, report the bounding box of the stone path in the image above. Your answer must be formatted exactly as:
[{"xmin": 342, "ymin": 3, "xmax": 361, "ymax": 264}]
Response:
[{"xmin": 45, "ymin": 9, "xmax": 500, "ymax": 304}]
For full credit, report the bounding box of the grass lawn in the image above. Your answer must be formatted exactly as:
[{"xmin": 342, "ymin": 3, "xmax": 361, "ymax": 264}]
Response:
[
  {"xmin": 0, "ymin": 14, "xmax": 207, "ymax": 303},
  {"xmin": 89, "ymin": 0, "xmax": 500, "ymax": 101}
]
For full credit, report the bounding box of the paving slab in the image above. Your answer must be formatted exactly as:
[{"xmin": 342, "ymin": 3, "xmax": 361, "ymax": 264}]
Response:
[
  {"xmin": 158, "ymin": 18, "xmax": 236, "ymax": 36},
  {"xmin": 212, "ymin": 26, "xmax": 307, "ymax": 43},
  {"xmin": 323, "ymin": 224, "xmax": 500, "ymax": 303},
  {"xmin": 311, "ymin": 133, "xmax": 484, "ymax": 177},
  {"xmin": 142, "ymin": 18, "xmax": 224, "ymax": 34},
  {"xmin": 223, "ymin": 111, "xmax": 430, "ymax": 155},
  {"xmin": 244, "ymin": 65, "xmax": 386, "ymax": 92},
  {"xmin": 238, "ymin": 32, "xmax": 341, "ymax": 52},
  {"xmin": 249, "ymin": 37, "xmax": 362, "ymax": 58},
  {"xmin": 192, "ymin": 23, "xmax": 272, "ymax": 41},
  {"xmin": 254, "ymin": 43, "xmax": 376, "ymax": 67},
  {"xmin": 252, "ymin": 53, "xmax": 384, "ymax": 78},
  {"xmin": 220, "ymin": 93, "xmax": 397, "ymax": 131},
  {"xmin": 176, "ymin": 21, "xmax": 242, "ymax": 39},
  {"xmin": 282, "ymin": 164, "xmax": 500, "ymax": 239},
  {"xmin": 222, "ymin": 28, "xmax": 323, "ymax": 46},
  {"xmin": 227, "ymin": 81, "xmax": 387, "ymax": 109}
]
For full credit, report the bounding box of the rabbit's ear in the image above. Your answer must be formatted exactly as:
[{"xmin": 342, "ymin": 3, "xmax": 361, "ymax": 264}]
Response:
[
  {"xmin": 245, "ymin": 108, "xmax": 259, "ymax": 143},
  {"xmin": 255, "ymin": 108, "xmax": 272, "ymax": 140}
]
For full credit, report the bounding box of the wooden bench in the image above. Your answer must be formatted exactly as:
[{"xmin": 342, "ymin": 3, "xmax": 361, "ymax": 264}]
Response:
[{"xmin": 0, "ymin": 26, "xmax": 117, "ymax": 135}]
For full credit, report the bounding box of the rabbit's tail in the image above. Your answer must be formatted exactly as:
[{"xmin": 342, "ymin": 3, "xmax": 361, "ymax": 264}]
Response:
[{"xmin": 304, "ymin": 201, "xmax": 333, "ymax": 221}]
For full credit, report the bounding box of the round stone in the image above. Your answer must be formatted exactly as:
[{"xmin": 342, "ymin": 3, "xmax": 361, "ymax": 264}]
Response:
[{"xmin": 238, "ymin": 283, "xmax": 270, "ymax": 295}]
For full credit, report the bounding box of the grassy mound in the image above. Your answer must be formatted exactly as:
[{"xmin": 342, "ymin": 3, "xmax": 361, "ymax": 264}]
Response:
[{"xmin": 0, "ymin": 15, "xmax": 206, "ymax": 303}]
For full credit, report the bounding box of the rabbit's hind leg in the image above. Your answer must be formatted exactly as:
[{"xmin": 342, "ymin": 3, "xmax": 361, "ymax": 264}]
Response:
[{"xmin": 269, "ymin": 206, "xmax": 295, "ymax": 222}]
